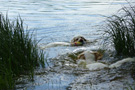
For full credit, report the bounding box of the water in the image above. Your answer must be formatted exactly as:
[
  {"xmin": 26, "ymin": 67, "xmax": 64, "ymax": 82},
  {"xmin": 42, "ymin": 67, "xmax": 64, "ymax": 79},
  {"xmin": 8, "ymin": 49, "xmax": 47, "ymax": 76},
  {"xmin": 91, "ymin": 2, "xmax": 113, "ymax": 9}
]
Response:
[
  {"xmin": 0, "ymin": 0, "xmax": 135, "ymax": 90},
  {"xmin": 1, "ymin": 0, "xmax": 134, "ymax": 44}
]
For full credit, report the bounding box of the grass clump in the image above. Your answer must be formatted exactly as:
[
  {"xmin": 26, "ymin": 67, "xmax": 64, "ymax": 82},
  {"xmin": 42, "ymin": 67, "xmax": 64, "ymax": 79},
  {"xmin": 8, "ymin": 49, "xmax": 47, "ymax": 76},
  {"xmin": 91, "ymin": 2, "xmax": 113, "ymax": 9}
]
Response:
[
  {"xmin": 105, "ymin": 5, "xmax": 135, "ymax": 57},
  {"xmin": 0, "ymin": 13, "xmax": 45, "ymax": 89}
]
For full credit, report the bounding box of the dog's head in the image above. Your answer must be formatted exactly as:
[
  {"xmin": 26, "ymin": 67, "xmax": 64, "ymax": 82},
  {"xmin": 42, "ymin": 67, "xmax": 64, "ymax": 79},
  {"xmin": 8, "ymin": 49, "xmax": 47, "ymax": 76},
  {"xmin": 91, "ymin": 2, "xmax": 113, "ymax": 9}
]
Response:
[
  {"xmin": 74, "ymin": 36, "xmax": 87, "ymax": 43},
  {"xmin": 71, "ymin": 36, "xmax": 87, "ymax": 46}
]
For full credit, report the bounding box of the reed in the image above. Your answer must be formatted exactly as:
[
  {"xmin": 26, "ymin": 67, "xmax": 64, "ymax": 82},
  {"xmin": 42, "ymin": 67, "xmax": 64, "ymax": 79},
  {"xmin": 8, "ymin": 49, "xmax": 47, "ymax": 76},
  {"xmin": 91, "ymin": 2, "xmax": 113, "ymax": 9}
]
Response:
[
  {"xmin": 0, "ymin": 13, "xmax": 45, "ymax": 89},
  {"xmin": 105, "ymin": 5, "xmax": 135, "ymax": 57}
]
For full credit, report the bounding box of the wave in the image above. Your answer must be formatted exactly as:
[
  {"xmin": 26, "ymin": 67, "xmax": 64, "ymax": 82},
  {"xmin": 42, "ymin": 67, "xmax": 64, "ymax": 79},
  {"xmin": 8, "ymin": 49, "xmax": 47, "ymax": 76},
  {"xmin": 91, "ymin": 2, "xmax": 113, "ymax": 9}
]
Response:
[
  {"xmin": 109, "ymin": 57, "xmax": 135, "ymax": 68},
  {"xmin": 40, "ymin": 42, "xmax": 70, "ymax": 49},
  {"xmin": 86, "ymin": 62, "xmax": 108, "ymax": 71},
  {"xmin": 78, "ymin": 57, "xmax": 135, "ymax": 71}
]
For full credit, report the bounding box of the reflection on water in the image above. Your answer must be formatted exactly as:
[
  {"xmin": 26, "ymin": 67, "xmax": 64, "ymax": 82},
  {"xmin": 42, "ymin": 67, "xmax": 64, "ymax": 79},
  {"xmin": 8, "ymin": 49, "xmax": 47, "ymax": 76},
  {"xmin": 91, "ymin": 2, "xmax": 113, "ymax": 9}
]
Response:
[{"xmin": 0, "ymin": 0, "xmax": 135, "ymax": 90}]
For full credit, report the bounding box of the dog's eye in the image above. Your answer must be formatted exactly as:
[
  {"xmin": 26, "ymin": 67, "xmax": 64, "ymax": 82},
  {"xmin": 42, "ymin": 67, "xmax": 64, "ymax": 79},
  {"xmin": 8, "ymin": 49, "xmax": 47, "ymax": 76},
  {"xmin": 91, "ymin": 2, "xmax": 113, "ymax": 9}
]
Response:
[{"xmin": 76, "ymin": 39, "xmax": 78, "ymax": 41}]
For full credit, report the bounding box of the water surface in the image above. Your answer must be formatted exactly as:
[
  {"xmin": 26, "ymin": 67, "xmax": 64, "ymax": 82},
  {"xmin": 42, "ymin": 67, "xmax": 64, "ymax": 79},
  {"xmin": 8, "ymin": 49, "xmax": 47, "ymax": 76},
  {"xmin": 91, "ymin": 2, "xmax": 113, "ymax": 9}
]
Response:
[
  {"xmin": 1, "ymin": 0, "xmax": 134, "ymax": 44},
  {"xmin": 0, "ymin": 0, "xmax": 135, "ymax": 90}
]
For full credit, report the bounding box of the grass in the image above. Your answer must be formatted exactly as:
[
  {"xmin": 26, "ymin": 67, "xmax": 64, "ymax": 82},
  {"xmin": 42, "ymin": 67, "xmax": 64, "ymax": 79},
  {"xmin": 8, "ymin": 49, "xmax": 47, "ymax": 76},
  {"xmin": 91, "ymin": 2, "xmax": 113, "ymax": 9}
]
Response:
[
  {"xmin": 105, "ymin": 5, "xmax": 135, "ymax": 57},
  {"xmin": 0, "ymin": 13, "xmax": 45, "ymax": 89},
  {"xmin": 104, "ymin": 5, "xmax": 135, "ymax": 90}
]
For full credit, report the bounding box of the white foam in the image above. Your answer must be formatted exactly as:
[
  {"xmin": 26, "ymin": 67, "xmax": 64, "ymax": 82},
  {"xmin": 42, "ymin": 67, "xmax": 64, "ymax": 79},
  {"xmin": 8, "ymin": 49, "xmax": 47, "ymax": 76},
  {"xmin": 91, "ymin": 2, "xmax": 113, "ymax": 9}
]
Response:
[
  {"xmin": 109, "ymin": 57, "xmax": 135, "ymax": 68},
  {"xmin": 40, "ymin": 42, "xmax": 70, "ymax": 49},
  {"xmin": 86, "ymin": 63, "xmax": 108, "ymax": 71}
]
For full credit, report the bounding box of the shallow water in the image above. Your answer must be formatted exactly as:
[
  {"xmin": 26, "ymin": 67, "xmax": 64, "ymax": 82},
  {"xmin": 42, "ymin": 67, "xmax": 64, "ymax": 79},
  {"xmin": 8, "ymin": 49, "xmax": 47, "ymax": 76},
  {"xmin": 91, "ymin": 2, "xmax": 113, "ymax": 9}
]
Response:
[{"xmin": 0, "ymin": 0, "xmax": 135, "ymax": 90}]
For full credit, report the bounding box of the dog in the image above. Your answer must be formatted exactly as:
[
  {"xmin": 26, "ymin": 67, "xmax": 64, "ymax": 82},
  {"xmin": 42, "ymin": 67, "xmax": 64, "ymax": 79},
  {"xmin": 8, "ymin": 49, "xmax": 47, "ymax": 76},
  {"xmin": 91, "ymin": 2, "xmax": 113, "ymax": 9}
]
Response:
[
  {"xmin": 40, "ymin": 36, "xmax": 88, "ymax": 49},
  {"xmin": 77, "ymin": 50, "xmax": 103, "ymax": 64},
  {"xmin": 77, "ymin": 50, "xmax": 135, "ymax": 70},
  {"xmin": 71, "ymin": 36, "xmax": 89, "ymax": 46},
  {"xmin": 76, "ymin": 50, "xmax": 108, "ymax": 70}
]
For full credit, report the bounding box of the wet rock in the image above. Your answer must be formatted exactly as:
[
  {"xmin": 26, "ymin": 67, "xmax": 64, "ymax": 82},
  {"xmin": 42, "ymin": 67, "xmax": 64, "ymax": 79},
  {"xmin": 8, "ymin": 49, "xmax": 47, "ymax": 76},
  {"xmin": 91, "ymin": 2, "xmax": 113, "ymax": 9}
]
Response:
[{"xmin": 69, "ymin": 69, "xmax": 135, "ymax": 90}]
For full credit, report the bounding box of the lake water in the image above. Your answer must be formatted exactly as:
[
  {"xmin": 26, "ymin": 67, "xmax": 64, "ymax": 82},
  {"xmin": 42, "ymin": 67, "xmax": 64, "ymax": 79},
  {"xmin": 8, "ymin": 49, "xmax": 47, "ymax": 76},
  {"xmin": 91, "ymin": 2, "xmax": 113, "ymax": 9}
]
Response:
[
  {"xmin": 0, "ymin": 0, "xmax": 135, "ymax": 90},
  {"xmin": 1, "ymin": 0, "xmax": 134, "ymax": 44}
]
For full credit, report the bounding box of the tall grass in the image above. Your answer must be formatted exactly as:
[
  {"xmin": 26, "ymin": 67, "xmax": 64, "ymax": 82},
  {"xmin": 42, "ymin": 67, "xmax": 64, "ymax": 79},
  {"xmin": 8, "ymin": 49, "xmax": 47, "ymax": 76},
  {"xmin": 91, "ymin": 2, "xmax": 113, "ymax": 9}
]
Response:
[
  {"xmin": 0, "ymin": 14, "xmax": 45, "ymax": 89},
  {"xmin": 105, "ymin": 5, "xmax": 135, "ymax": 57}
]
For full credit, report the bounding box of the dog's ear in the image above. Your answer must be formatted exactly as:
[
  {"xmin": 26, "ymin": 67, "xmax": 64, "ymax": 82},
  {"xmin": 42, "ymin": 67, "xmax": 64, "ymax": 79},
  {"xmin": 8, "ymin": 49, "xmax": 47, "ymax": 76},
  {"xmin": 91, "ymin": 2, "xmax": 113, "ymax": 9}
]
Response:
[
  {"xmin": 80, "ymin": 37, "xmax": 87, "ymax": 41},
  {"xmin": 93, "ymin": 52, "xmax": 103, "ymax": 61},
  {"xmin": 77, "ymin": 53, "xmax": 85, "ymax": 60},
  {"xmin": 71, "ymin": 37, "xmax": 77, "ymax": 43},
  {"xmin": 97, "ymin": 53, "xmax": 103, "ymax": 60}
]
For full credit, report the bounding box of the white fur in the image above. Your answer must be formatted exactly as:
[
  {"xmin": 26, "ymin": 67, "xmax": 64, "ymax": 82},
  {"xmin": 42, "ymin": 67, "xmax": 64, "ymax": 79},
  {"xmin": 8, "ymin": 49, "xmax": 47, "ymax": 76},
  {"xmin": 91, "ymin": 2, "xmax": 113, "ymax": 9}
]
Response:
[
  {"xmin": 77, "ymin": 60, "xmax": 87, "ymax": 68},
  {"xmin": 86, "ymin": 63, "xmax": 108, "ymax": 71},
  {"xmin": 77, "ymin": 51, "xmax": 108, "ymax": 70},
  {"xmin": 77, "ymin": 51, "xmax": 135, "ymax": 70},
  {"xmin": 40, "ymin": 42, "xmax": 70, "ymax": 49},
  {"xmin": 84, "ymin": 51, "xmax": 96, "ymax": 64},
  {"xmin": 109, "ymin": 57, "xmax": 135, "ymax": 68}
]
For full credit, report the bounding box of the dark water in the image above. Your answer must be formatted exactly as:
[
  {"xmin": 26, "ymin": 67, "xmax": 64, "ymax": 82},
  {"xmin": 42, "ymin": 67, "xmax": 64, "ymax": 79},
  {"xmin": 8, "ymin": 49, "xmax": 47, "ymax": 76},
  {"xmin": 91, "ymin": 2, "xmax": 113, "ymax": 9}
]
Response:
[{"xmin": 0, "ymin": 0, "xmax": 135, "ymax": 90}]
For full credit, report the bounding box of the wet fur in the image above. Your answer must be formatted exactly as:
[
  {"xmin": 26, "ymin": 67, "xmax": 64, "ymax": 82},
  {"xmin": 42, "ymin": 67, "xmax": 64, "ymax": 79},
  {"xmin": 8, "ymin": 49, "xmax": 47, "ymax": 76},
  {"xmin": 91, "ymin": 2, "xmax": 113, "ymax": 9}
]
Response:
[
  {"xmin": 71, "ymin": 36, "xmax": 89, "ymax": 46},
  {"xmin": 77, "ymin": 51, "xmax": 103, "ymax": 61},
  {"xmin": 40, "ymin": 36, "xmax": 88, "ymax": 49},
  {"xmin": 77, "ymin": 51, "xmax": 135, "ymax": 70},
  {"xmin": 77, "ymin": 50, "xmax": 107, "ymax": 70}
]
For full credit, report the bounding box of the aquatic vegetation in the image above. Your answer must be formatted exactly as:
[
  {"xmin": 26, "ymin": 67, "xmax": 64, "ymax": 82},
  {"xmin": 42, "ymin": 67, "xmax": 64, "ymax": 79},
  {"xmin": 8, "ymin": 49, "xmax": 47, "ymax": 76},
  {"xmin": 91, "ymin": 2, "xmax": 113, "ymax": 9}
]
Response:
[
  {"xmin": 105, "ymin": 5, "xmax": 135, "ymax": 57},
  {"xmin": 0, "ymin": 14, "xmax": 45, "ymax": 89},
  {"xmin": 104, "ymin": 5, "xmax": 135, "ymax": 89}
]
